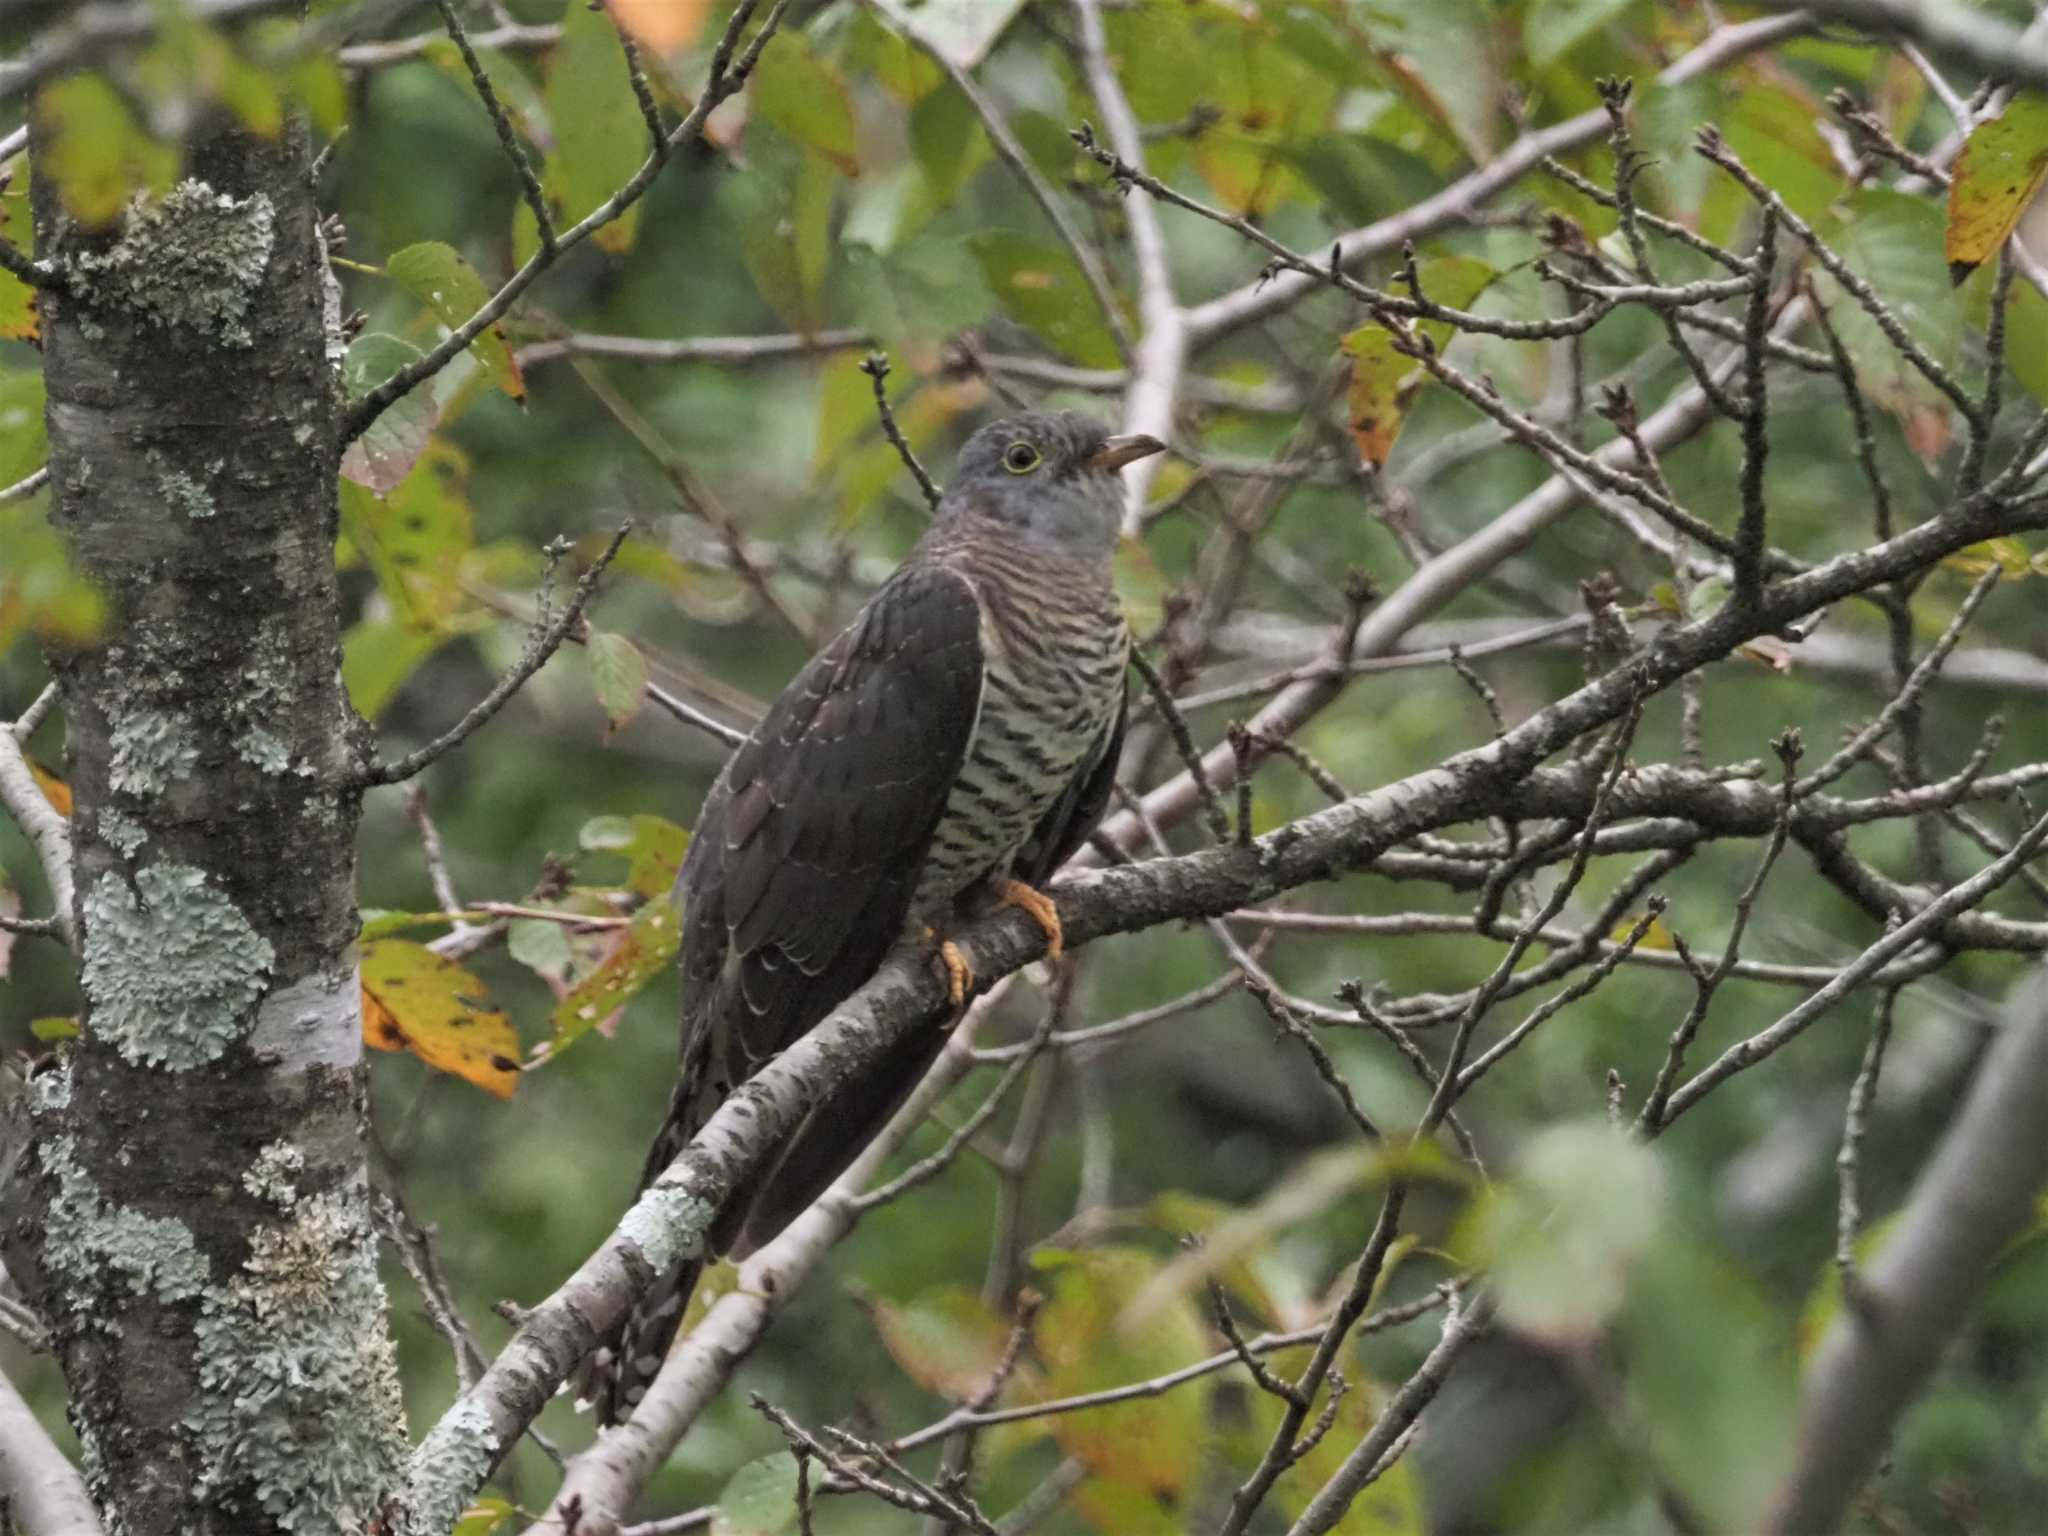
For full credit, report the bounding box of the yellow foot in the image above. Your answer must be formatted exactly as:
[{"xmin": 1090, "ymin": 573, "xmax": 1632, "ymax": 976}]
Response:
[
  {"xmin": 923, "ymin": 925, "xmax": 974, "ymax": 1008},
  {"xmin": 992, "ymin": 878, "xmax": 1063, "ymax": 962},
  {"xmin": 938, "ymin": 939, "xmax": 973, "ymax": 1007}
]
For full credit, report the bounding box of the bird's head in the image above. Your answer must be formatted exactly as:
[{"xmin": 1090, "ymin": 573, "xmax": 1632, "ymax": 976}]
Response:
[{"xmin": 938, "ymin": 410, "xmax": 1166, "ymax": 558}]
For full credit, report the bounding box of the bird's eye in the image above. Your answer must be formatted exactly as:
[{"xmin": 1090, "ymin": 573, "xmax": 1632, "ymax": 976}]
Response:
[{"xmin": 1003, "ymin": 442, "xmax": 1041, "ymax": 474}]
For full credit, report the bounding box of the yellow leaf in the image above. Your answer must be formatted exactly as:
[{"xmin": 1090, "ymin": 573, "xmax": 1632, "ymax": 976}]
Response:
[
  {"xmin": 1947, "ymin": 97, "xmax": 2048, "ymax": 283},
  {"xmin": 361, "ymin": 938, "xmax": 519, "ymax": 1098},
  {"xmin": 604, "ymin": 0, "xmax": 711, "ymax": 55}
]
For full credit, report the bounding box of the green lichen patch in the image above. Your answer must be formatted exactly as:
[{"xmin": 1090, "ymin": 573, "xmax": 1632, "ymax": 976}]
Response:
[
  {"xmin": 397, "ymin": 1398, "xmax": 498, "ymax": 1536},
  {"xmin": 63, "ymin": 181, "xmax": 277, "ymax": 348},
  {"xmin": 241, "ymin": 1141, "xmax": 306, "ymax": 1208},
  {"xmin": 190, "ymin": 1180, "xmax": 407, "ymax": 1536},
  {"xmin": 42, "ymin": 1134, "xmax": 211, "ymax": 1318},
  {"xmin": 619, "ymin": 1180, "xmax": 715, "ymax": 1275},
  {"xmin": 159, "ymin": 468, "xmax": 215, "ymax": 520},
  {"xmin": 109, "ymin": 706, "xmax": 197, "ymax": 796},
  {"xmin": 82, "ymin": 864, "xmax": 274, "ymax": 1069},
  {"xmin": 98, "ymin": 804, "xmax": 148, "ymax": 857},
  {"xmin": 236, "ymin": 724, "xmax": 293, "ymax": 775}
]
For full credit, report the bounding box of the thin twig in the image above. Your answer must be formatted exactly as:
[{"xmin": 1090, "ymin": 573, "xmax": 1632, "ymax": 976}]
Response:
[
  {"xmin": 356, "ymin": 525, "xmax": 631, "ymax": 786},
  {"xmin": 859, "ymin": 353, "xmax": 942, "ymax": 510}
]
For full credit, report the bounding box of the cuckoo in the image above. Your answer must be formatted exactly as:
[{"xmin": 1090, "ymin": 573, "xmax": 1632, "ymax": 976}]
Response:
[{"xmin": 587, "ymin": 410, "xmax": 1164, "ymax": 1423}]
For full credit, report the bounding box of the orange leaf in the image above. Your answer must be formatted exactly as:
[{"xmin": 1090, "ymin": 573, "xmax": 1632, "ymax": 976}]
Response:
[
  {"xmin": 30, "ymin": 760, "xmax": 71, "ymax": 818},
  {"xmin": 604, "ymin": 0, "xmax": 711, "ymax": 56},
  {"xmin": 360, "ymin": 938, "xmax": 518, "ymax": 1098}
]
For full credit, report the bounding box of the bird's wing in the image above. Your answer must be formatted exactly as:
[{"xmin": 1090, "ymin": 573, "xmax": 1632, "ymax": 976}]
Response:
[{"xmin": 683, "ymin": 559, "xmax": 985, "ymax": 1087}]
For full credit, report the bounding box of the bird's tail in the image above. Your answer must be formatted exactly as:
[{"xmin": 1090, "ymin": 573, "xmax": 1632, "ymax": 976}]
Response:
[{"xmin": 576, "ymin": 1084, "xmax": 705, "ymax": 1426}]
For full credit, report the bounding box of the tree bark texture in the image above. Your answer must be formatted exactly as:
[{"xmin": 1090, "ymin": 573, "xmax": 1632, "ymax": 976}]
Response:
[{"xmin": 0, "ymin": 116, "xmax": 404, "ymax": 1536}]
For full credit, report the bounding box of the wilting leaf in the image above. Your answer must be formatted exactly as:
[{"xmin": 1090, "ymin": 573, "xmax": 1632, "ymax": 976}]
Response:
[
  {"xmin": 338, "ymin": 441, "xmax": 475, "ymax": 628},
  {"xmin": 361, "ymin": 938, "xmax": 519, "ymax": 1098},
  {"xmin": 870, "ymin": 1284, "xmax": 1015, "ymax": 1402},
  {"xmin": 340, "ymin": 333, "xmax": 439, "ymax": 492},
  {"xmin": 1340, "ymin": 257, "xmax": 1495, "ymax": 467},
  {"xmin": 587, "ymin": 629, "xmax": 649, "ymax": 733},
  {"xmin": 1947, "ymin": 95, "xmax": 2048, "ymax": 283},
  {"xmin": 385, "ymin": 241, "xmax": 525, "ymax": 403},
  {"xmin": 0, "ymin": 156, "xmax": 37, "ymax": 342},
  {"xmin": 751, "ymin": 34, "xmax": 859, "ymax": 176},
  {"xmin": 606, "ymin": 0, "xmax": 712, "ymax": 55},
  {"xmin": 711, "ymin": 1454, "xmax": 801, "ymax": 1536},
  {"xmin": 546, "ymin": 892, "xmax": 682, "ymax": 1056},
  {"xmin": 545, "ymin": 0, "xmax": 647, "ymax": 254},
  {"xmin": 1027, "ymin": 1247, "xmax": 1210, "ymax": 1497}
]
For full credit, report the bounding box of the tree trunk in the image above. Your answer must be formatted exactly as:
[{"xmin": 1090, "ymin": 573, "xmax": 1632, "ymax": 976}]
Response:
[{"xmin": 0, "ymin": 115, "xmax": 403, "ymax": 1536}]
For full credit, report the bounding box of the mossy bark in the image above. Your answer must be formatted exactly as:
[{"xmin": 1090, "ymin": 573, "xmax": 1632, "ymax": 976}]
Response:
[{"xmin": 0, "ymin": 118, "xmax": 404, "ymax": 1535}]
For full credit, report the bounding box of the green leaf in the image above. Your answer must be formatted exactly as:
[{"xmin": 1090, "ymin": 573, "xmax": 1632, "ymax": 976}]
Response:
[
  {"xmin": 385, "ymin": 241, "xmax": 526, "ymax": 403},
  {"xmin": 30, "ymin": 1017, "xmax": 80, "ymax": 1042},
  {"xmin": 0, "ymin": 367, "xmax": 48, "ymax": 487},
  {"xmin": 1453, "ymin": 1119, "xmax": 1663, "ymax": 1344},
  {"xmin": 1720, "ymin": 81, "xmax": 1844, "ymax": 227},
  {"xmin": 750, "ymin": 33, "xmax": 858, "ymax": 177},
  {"xmin": 1625, "ymin": 1238, "xmax": 1797, "ymax": 1531},
  {"xmin": 1821, "ymin": 187, "xmax": 1959, "ymax": 461},
  {"xmin": 1947, "ymin": 95, "xmax": 2048, "ymax": 282},
  {"xmin": 359, "ymin": 909, "xmax": 467, "ymax": 940},
  {"xmin": 968, "ymin": 231, "xmax": 1122, "ymax": 368},
  {"xmin": 339, "ymin": 332, "xmax": 439, "ymax": 493},
  {"xmin": 1526, "ymin": 0, "xmax": 1638, "ymax": 67},
  {"xmin": 579, "ymin": 813, "xmax": 689, "ymax": 898},
  {"xmin": 546, "ymin": 893, "xmax": 682, "ymax": 1057},
  {"xmin": 340, "ymin": 618, "xmax": 451, "ymax": 721},
  {"xmin": 587, "ymin": 629, "xmax": 649, "ymax": 732},
  {"xmin": 544, "ymin": 0, "xmax": 646, "ymax": 254},
  {"xmin": 35, "ymin": 74, "xmax": 179, "ymax": 227},
  {"xmin": 712, "ymin": 1454, "xmax": 801, "ymax": 1536},
  {"xmin": 508, "ymin": 917, "xmax": 574, "ymax": 981},
  {"xmin": 910, "ymin": 83, "xmax": 989, "ymax": 204},
  {"xmin": 452, "ymin": 1496, "xmax": 514, "ymax": 1536}
]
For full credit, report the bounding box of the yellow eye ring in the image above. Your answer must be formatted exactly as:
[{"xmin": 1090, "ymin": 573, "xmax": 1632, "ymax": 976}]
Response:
[{"xmin": 1003, "ymin": 442, "xmax": 1041, "ymax": 474}]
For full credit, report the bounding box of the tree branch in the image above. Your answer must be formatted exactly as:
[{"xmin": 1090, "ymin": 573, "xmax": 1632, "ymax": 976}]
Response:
[
  {"xmin": 0, "ymin": 1370, "xmax": 100, "ymax": 1536},
  {"xmin": 1766, "ymin": 963, "xmax": 2048, "ymax": 1534}
]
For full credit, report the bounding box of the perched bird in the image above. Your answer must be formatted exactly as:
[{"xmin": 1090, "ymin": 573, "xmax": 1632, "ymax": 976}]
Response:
[{"xmin": 587, "ymin": 410, "xmax": 1164, "ymax": 1423}]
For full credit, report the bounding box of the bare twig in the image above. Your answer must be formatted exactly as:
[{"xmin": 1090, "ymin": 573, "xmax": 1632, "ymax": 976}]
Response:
[
  {"xmin": 859, "ymin": 353, "xmax": 942, "ymax": 510},
  {"xmin": 355, "ymin": 525, "xmax": 630, "ymax": 786}
]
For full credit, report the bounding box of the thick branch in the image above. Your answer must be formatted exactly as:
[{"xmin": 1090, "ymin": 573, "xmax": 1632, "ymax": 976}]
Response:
[
  {"xmin": 1766, "ymin": 964, "xmax": 2048, "ymax": 1534},
  {"xmin": 0, "ymin": 1371, "xmax": 99, "ymax": 1536}
]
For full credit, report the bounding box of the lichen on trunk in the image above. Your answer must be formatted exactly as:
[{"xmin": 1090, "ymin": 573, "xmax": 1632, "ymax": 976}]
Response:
[{"xmin": 0, "ymin": 118, "xmax": 405, "ymax": 1536}]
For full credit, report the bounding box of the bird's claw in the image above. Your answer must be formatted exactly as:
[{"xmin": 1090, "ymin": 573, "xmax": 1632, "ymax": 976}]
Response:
[
  {"xmin": 993, "ymin": 878, "xmax": 1063, "ymax": 961},
  {"xmin": 938, "ymin": 940, "xmax": 972, "ymax": 1008}
]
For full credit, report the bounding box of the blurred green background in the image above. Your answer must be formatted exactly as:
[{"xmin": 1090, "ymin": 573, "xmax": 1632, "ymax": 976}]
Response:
[{"xmin": 5, "ymin": 0, "xmax": 2048, "ymax": 1530}]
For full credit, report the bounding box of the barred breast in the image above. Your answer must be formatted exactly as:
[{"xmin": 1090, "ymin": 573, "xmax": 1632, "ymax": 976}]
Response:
[{"xmin": 907, "ymin": 539, "xmax": 1129, "ymax": 923}]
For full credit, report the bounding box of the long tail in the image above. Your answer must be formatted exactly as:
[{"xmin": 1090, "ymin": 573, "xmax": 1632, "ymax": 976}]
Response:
[{"xmin": 577, "ymin": 1087, "xmax": 703, "ymax": 1426}]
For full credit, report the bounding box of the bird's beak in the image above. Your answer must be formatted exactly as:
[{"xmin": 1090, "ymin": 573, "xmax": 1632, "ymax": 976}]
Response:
[{"xmin": 1087, "ymin": 433, "xmax": 1168, "ymax": 473}]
